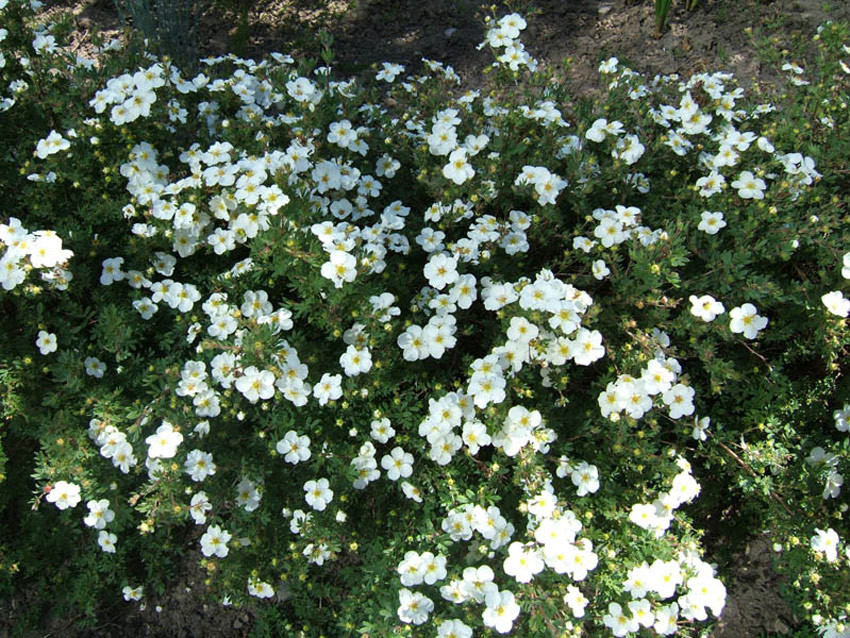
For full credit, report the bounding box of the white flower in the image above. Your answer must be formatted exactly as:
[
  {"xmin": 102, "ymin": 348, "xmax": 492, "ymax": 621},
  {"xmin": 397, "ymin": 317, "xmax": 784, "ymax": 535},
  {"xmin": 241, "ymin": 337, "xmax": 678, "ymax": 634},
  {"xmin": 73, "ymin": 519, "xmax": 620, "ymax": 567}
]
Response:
[
  {"xmin": 663, "ymin": 383, "xmax": 696, "ymax": 419},
  {"xmin": 564, "ymin": 584, "xmax": 589, "ymax": 617},
  {"xmin": 184, "ymin": 449, "xmax": 216, "ymax": 482},
  {"xmin": 603, "ymin": 602, "xmax": 640, "ymax": 637},
  {"xmin": 83, "ymin": 499, "xmax": 115, "ymax": 529},
  {"xmin": 84, "ymin": 356, "xmax": 107, "ymax": 378},
  {"xmin": 339, "ymin": 345, "xmax": 372, "ymax": 377},
  {"xmin": 320, "ymin": 250, "xmax": 357, "ymax": 288},
  {"xmin": 822, "ymin": 291, "xmax": 850, "ymax": 318},
  {"xmin": 189, "ymin": 491, "xmax": 212, "ymax": 524},
  {"xmin": 145, "ymin": 421, "xmax": 184, "ymax": 459},
  {"xmin": 35, "ymin": 330, "xmax": 57, "ymax": 355},
  {"xmin": 235, "ymin": 366, "xmax": 276, "ymax": 402},
  {"xmin": 370, "ymin": 417, "xmax": 395, "ymax": 443},
  {"xmin": 304, "ymin": 478, "xmax": 333, "ymax": 511},
  {"xmin": 397, "ymin": 588, "xmax": 433, "ymax": 625},
  {"xmin": 98, "ymin": 530, "xmax": 117, "ymax": 553},
  {"xmin": 247, "ymin": 578, "xmax": 275, "ymax": 598},
  {"xmin": 571, "ymin": 461, "xmax": 600, "ymax": 496},
  {"xmin": 122, "ymin": 585, "xmax": 143, "ymax": 601},
  {"xmin": 591, "ymin": 259, "xmax": 610, "ymax": 280},
  {"xmin": 697, "ymin": 211, "xmax": 726, "ymax": 235},
  {"xmin": 35, "ymin": 130, "xmax": 69, "ymax": 158},
  {"xmin": 381, "ymin": 447, "xmax": 413, "ymax": 481},
  {"xmin": 503, "ymin": 542, "xmax": 544, "ymax": 583},
  {"xmin": 730, "ymin": 170, "xmax": 766, "ymax": 199},
  {"xmin": 572, "ymin": 328, "xmax": 604, "ymax": 366},
  {"xmin": 45, "ymin": 480, "xmax": 81, "ymax": 510},
  {"xmin": 482, "ymin": 589, "xmax": 520, "ymax": 634},
  {"xmin": 276, "ymin": 430, "xmax": 311, "ymax": 464},
  {"xmin": 689, "ymin": 294, "xmax": 725, "ymax": 322},
  {"xmin": 424, "ymin": 253, "xmax": 459, "ymax": 290},
  {"xmin": 729, "ymin": 303, "xmax": 768, "ymax": 339},
  {"xmin": 99, "ymin": 257, "xmax": 125, "ymax": 285},
  {"xmin": 401, "ymin": 481, "xmax": 423, "ymax": 503},
  {"xmin": 200, "ymin": 524, "xmax": 232, "ymax": 558},
  {"xmin": 442, "ymin": 149, "xmax": 475, "ymax": 185},
  {"xmin": 312, "ymin": 373, "xmax": 342, "ymax": 406}
]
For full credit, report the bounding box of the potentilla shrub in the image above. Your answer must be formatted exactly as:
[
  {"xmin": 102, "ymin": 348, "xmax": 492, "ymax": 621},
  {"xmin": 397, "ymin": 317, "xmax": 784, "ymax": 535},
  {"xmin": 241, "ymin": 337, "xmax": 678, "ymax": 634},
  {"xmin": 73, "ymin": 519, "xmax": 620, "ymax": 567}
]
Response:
[{"xmin": 1, "ymin": 1, "xmax": 849, "ymax": 635}]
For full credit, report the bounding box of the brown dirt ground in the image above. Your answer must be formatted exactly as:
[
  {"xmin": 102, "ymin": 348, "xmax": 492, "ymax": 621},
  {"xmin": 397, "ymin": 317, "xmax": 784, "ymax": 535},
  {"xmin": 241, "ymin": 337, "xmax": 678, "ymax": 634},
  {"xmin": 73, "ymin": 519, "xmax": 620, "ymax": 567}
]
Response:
[{"xmin": 17, "ymin": 0, "xmax": 850, "ymax": 635}]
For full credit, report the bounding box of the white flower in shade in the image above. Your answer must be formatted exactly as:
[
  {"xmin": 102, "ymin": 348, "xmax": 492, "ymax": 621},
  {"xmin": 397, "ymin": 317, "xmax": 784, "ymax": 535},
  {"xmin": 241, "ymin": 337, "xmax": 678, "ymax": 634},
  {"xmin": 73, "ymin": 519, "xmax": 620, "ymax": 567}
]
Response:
[
  {"xmin": 592, "ymin": 259, "xmax": 610, "ymax": 280},
  {"xmin": 693, "ymin": 415, "xmax": 711, "ymax": 441},
  {"xmin": 822, "ymin": 291, "xmax": 850, "ymax": 317},
  {"xmin": 99, "ymin": 257, "xmax": 125, "ymax": 285},
  {"xmin": 689, "ymin": 294, "xmax": 725, "ymax": 322},
  {"xmin": 122, "ymin": 585, "xmax": 143, "ymax": 601},
  {"xmin": 729, "ymin": 303, "xmax": 768, "ymax": 339},
  {"xmin": 236, "ymin": 477, "xmax": 262, "ymax": 512},
  {"xmin": 145, "ymin": 421, "xmax": 183, "ymax": 458},
  {"xmin": 133, "ymin": 297, "xmax": 158, "ymax": 320},
  {"xmin": 811, "ymin": 528, "xmax": 840, "ymax": 562},
  {"xmin": 45, "ymin": 480, "xmax": 81, "ymax": 510},
  {"xmin": 698, "ymin": 210, "xmax": 726, "ymax": 234},
  {"xmin": 35, "ymin": 130, "xmax": 69, "ymax": 157},
  {"xmin": 304, "ymin": 478, "xmax": 333, "ymax": 511},
  {"xmin": 200, "ymin": 524, "xmax": 231, "ymax": 558},
  {"xmin": 84, "ymin": 356, "xmax": 107, "ymax": 378},
  {"xmin": 376, "ymin": 62, "xmax": 405, "ymax": 82},
  {"xmin": 35, "ymin": 330, "xmax": 57, "ymax": 355},
  {"xmin": 83, "ymin": 499, "xmax": 115, "ymax": 529},
  {"xmin": 189, "ymin": 491, "xmax": 212, "ymax": 524},
  {"xmin": 834, "ymin": 404, "xmax": 850, "ymax": 432},
  {"xmin": 247, "ymin": 578, "xmax": 274, "ymax": 598},
  {"xmin": 401, "ymin": 481, "xmax": 423, "ymax": 503},
  {"xmin": 98, "ymin": 530, "xmax": 117, "ymax": 553},
  {"xmin": 304, "ymin": 542, "xmax": 332, "ymax": 565}
]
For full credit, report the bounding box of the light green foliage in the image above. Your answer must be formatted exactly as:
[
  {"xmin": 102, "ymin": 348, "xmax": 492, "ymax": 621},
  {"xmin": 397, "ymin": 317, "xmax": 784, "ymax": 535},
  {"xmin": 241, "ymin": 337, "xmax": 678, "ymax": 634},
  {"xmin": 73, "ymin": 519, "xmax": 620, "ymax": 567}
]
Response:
[{"xmin": 1, "ymin": 2, "xmax": 850, "ymax": 636}]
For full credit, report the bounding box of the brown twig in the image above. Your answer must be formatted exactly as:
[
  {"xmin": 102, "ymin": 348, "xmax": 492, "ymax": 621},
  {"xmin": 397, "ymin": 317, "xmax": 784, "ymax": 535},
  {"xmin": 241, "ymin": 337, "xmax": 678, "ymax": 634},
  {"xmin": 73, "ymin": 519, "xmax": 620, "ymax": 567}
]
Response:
[{"xmin": 716, "ymin": 438, "xmax": 793, "ymax": 517}]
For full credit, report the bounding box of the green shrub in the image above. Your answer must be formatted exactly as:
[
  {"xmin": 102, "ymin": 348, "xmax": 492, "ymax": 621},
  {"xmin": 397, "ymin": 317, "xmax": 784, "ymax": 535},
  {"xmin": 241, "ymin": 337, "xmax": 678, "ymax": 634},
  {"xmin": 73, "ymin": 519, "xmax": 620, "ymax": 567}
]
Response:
[{"xmin": 2, "ymin": 3, "xmax": 849, "ymax": 636}]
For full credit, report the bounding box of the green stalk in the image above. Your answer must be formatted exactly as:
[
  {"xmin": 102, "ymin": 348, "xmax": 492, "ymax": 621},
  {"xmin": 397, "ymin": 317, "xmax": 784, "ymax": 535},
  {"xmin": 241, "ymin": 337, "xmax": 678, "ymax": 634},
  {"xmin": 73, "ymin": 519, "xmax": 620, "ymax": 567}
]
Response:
[{"xmin": 655, "ymin": 0, "xmax": 673, "ymax": 34}]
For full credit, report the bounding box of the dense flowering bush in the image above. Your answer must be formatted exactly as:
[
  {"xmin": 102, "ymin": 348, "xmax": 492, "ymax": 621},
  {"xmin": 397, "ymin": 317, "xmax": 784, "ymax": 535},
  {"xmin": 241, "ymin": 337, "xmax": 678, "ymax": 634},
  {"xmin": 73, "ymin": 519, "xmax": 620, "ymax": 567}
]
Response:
[{"xmin": 2, "ymin": 1, "xmax": 850, "ymax": 635}]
